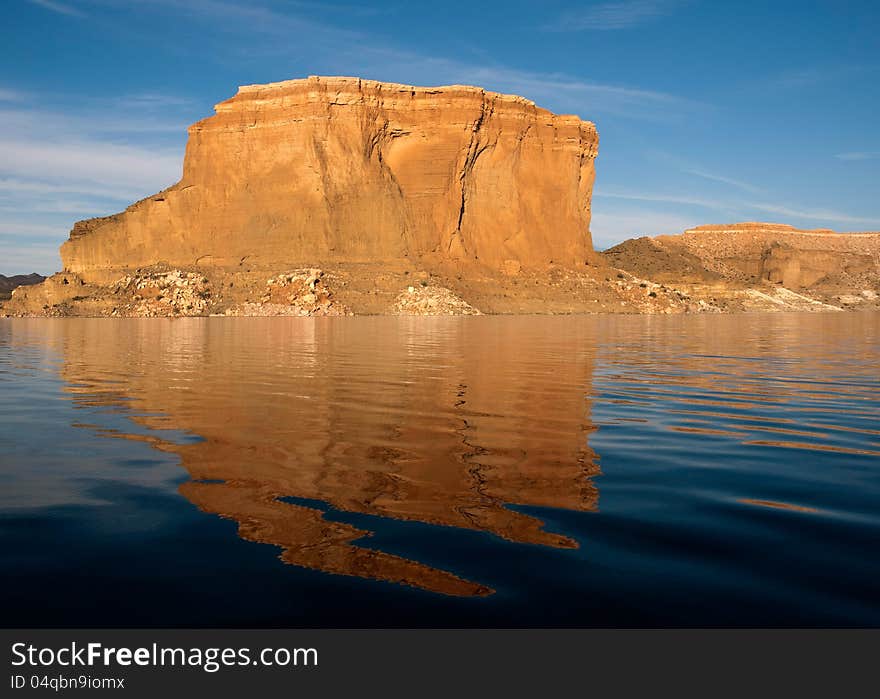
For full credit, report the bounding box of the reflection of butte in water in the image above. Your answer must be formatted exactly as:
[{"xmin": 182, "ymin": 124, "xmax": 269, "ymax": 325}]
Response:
[{"xmin": 48, "ymin": 318, "xmax": 600, "ymax": 596}]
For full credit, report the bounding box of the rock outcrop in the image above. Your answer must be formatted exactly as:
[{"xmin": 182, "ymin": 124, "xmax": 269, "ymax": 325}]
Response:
[
  {"xmin": 602, "ymin": 222, "xmax": 880, "ymax": 312},
  {"xmin": 393, "ymin": 284, "xmax": 481, "ymax": 315},
  {"xmin": 223, "ymin": 269, "xmax": 350, "ymax": 316},
  {"xmin": 657, "ymin": 223, "xmax": 880, "ymax": 290},
  {"xmin": 60, "ymin": 76, "xmax": 599, "ymax": 283}
]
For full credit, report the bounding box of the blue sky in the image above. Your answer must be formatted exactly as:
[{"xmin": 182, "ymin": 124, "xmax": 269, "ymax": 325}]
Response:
[{"xmin": 2, "ymin": 0, "xmax": 879, "ymax": 274}]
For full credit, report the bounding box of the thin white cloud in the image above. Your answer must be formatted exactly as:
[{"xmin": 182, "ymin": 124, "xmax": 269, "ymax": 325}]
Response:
[
  {"xmin": 147, "ymin": 0, "xmax": 362, "ymax": 41},
  {"xmin": 770, "ymin": 64, "xmax": 879, "ymax": 89},
  {"xmin": 834, "ymin": 151, "xmax": 880, "ymax": 161},
  {"xmin": 111, "ymin": 2, "xmax": 697, "ymax": 122},
  {"xmin": 111, "ymin": 93, "xmax": 195, "ymax": 110},
  {"xmin": 0, "ymin": 94, "xmax": 185, "ymax": 273},
  {"xmin": 545, "ymin": 0, "xmax": 676, "ymax": 32},
  {"xmin": 772, "ymin": 67, "xmax": 834, "ymax": 89},
  {"xmin": 0, "ymin": 107, "xmax": 189, "ymax": 136},
  {"xmin": 0, "ymin": 200, "xmax": 122, "ymax": 215},
  {"xmin": 360, "ymin": 60, "xmax": 701, "ymax": 121},
  {"xmin": 645, "ymin": 149, "xmax": 767, "ymax": 194},
  {"xmin": 0, "ymin": 94, "xmax": 187, "ymax": 208},
  {"xmin": 0, "ymin": 178, "xmax": 130, "ymax": 198},
  {"xmin": 460, "ymin": 66, "xmax": 684, "ymax": 105},
  {"xmin": 682, "ymin": 168, "xmax": 763, "ymax": 194},
  {"xmin": 594, "ymin": 190, "xmax": 726, "ymax": 209},
  {"xmin": 26, "ymin": 0, "xmax": 85, "ymax": 17},
  {"xmin": 0, "ymin": 139, "xmax": 181, "ymax": 196},
  {"xmin": 594, "ymin": 188, "xmax": 880, "ymax": 233},
  {"xmin": 746, "ymin": 203, "xmax": 880, "ymax": 227},
  {"xmin": 0, "ymin": 222, "xmax": 67, "ymax": 237},
  {"xmin": 647, "ymin": 151, "xmax": 764, "ymax": 193}
]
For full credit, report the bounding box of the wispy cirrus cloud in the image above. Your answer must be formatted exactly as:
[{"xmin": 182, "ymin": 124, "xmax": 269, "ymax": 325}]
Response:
[
  {"xmin": 351, "ymin": 57, "xmax": 701, "ymax": 122},
  {"xmin": 0, "ymin": 134, "xmax": 181, "ymax": 273},
  {"xmin": 770, "ymin": 64, "xmax": 879, "ymax": 89},
  {"xmin": 105, "ymin": 1, "xmax": 698, "ymax": 122},
  {"xmin": 594, "ymin": 189, "xmax": 726, "ymax": 210},
  {"xmin": 544, "ymin": 0, "xmax": 678, "ymax": 32},
  {"xmin": 646, "ymin": 151, "xmax": 766, "ymax": 194},
  {"xmin": 0, "ymin": 178, "xmax": 135, "ymax": 197},
  {"xmin": 143, "ymin": 0, "xmax": 363, "ymax": 41},
  {"xmin": 109, "ymin": 93, "xmax": 196, "ymax": 110},
  {"xmin": 592, "ymin": 184, "xmax": 880, "ymax": 238},
  {"xmin": 0, "ymin": 85, "xmax": 187, "ymax": 274},
  {"xmin": 0, "ymin": 224, "xmax": 71, "ymax": 275},
  {"xmin": 0, "ymin": 139, "xmax": 180, "ymax": 196},
  {"xmin": 834, "ymin": 151, "xmax": 880, "ymax": 162},
  {"xmin": 455, "ymin": 65, "xmax": 684, "ymax": 105},
  {"xmin": 0, "ymin": 93, "xmax": 186, "ymax": 199},
  {"xmin": 25, "ymin": 0, "xmax": 85, "ymax": 17},
  {"xmin": 453, "ymin": 67, "xmax": 692, "ymax": 120},
  {"xmin": 0, "ymin": 106, "xmax": 190, "ymax": 136},
  {"xmin": 681, "ymin": 168, "xmax": 764, "ymax": 195},
  {"xmin": 746, "ymin": 203, "xmax": 880, "ymax": 227},
  {"xmin": 0, "ymin": 222, "xmax": 69, "ymax": 238}
]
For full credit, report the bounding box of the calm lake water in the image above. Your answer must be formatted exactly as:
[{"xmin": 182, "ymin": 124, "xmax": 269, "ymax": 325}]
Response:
[{"xmin": 1, "ymin": 314, "xmax": 878, "ymax": 627}]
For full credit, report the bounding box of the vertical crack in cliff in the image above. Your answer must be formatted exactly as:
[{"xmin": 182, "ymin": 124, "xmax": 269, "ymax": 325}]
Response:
[{"xmin": 454, "ymin": 95, "xmax": 496, "ymax": 249}]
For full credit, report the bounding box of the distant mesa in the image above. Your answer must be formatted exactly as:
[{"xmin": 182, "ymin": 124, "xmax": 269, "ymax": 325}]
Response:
[{"xmin": 604, "ymin": 221, "xmax": 880, "ymax": 291}]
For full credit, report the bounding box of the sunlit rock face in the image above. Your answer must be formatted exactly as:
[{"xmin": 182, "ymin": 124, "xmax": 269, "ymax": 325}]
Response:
[
  {"xmin": 657, "ymin": 223, "xmax": 880, "ymax": 289},
  {"xmin": 61, "ymin": 76, "xmax": 600, "ymax": 283}
]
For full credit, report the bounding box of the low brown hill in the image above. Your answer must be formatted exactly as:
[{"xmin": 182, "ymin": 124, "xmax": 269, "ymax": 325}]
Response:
[
  {"xmin": 601, "ymin": 237, "xmax": 722, "ymax": 284},
  {"xmin": 0, "ymin": 273, "xmax": 45, "ymax": 300}
]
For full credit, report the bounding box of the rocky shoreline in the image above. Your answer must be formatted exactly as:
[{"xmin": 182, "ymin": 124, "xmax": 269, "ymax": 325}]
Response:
[{"xmin": 4, "ymin": 247, "xmax": 878, "ymax": 318}]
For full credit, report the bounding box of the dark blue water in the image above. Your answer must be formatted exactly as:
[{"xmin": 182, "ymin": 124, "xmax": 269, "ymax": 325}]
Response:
[{"xmin": 1, "ymin": 314, "xmax": 878, "ymax": 627}]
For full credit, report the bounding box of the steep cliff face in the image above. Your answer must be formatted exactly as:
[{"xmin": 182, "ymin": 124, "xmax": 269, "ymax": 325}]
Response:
[{"xmin": 61, "ymin": 76, "xmax": 599, "ymax": 282}]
